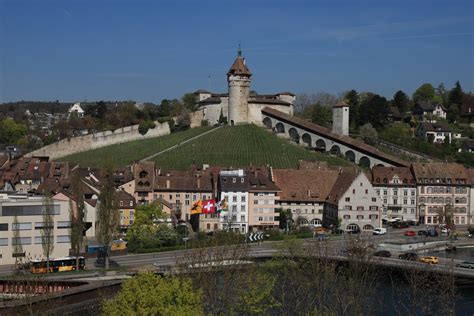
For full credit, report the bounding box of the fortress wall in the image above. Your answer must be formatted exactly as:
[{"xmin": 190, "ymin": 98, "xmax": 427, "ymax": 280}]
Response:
[{"xmin": 26, "ymin": 121, "xmax": 171, "ymax": 160}]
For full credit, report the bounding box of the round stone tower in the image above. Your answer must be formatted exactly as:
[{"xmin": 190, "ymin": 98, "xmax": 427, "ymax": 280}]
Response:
[{"xmin": 227, "ymin": 48, "xmax": 252, "ymax": 125}]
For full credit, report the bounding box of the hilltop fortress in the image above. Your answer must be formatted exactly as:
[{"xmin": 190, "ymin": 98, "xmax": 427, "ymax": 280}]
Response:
[{"xmin": 194, "ymin": 49, "xmax": 295, "ymax": 125}]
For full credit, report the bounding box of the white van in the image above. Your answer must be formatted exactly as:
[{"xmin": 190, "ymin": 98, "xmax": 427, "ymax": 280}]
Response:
[{"xmin": 373, "ymin": 228, "xmax": 387, "ymax": 235}]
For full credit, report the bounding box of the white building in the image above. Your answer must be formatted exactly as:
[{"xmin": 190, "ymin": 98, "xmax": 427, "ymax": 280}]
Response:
[
  {"xmin": 370, "ymin": 166, "xmax": 417, "ymax": 222},
  {"xmin": 68, "ymin": 102, "xmax": 85, "ymax": 118},
  {"xmin": 219, "ymin": 170, "xmax": 249, "ymax": 233},
  {"xmin": 0, "ymin": 193, "xmax": 71, "ymax": 266},
  {"xmin": 323, "ymin": 171, "xmax": 383, "ymax": 232}
]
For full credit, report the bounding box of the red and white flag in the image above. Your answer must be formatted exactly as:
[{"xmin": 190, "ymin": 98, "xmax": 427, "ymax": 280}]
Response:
[{"xmin": 202, "ymin": 199, "xmax": 216, "ymax": 214}]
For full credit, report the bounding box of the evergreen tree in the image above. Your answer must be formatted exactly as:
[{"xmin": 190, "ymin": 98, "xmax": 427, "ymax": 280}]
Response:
[
  {"xmin": 448, "ymin": 81, "xmax": 463, "ymax": 106},
  {"xmin": 392, "ymin": 90, "xmax": 410, "ymax": 114},
  {"xmin": 344, "ymin": 90, "xmax": 359, "ymax": 128}
]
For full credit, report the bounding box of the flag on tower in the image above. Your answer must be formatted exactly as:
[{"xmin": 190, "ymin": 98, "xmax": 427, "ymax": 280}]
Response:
[
  {"xmin": 202, "ymin": 199, "xmax": 215, "ymax": 214},
  {"xmin": 190, "ymin": 200, "xmax": 203, "ymax": 215}
]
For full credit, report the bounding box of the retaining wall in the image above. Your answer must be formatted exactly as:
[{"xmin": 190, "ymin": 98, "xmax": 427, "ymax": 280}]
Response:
[{"xmin": 26, "ymin": 122, "xmax": 171, "ymax": 160}]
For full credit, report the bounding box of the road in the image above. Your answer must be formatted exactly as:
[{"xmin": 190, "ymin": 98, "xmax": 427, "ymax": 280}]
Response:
[{"xmin": 1, "ymin": 228, "xmax": 473, "ymax": 278}]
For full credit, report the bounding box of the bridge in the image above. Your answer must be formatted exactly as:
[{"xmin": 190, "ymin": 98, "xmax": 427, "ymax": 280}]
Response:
[{"xmin": 261, "ymin": 107, "xmax": 410, "ymax": 168}]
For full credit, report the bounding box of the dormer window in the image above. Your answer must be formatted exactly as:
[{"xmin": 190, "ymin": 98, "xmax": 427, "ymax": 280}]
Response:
[
  {"xmin": 139, "ymin": 171, "xmax": 147, "ymax": 178},
  {"xmin": 232, "ymin": 178, "xmax": 236, "ymax": 183},
  {"xmin": 240, "ymin": 178, "xmax": 244, "ymax": 183}
]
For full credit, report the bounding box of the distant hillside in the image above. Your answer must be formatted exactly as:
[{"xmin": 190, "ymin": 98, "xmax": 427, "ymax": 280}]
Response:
[{"xmin": 151, "ymin": 125, "xmax": 350, "ymax": 170}]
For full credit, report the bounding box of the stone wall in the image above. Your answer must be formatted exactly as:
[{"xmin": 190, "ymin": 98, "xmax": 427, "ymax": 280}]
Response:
[{"xmin": 26, "ymin": 121, "xmax": 171, "ymax": 160}]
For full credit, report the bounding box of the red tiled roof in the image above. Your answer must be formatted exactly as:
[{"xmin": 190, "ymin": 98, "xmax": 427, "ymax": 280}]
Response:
[
  {"xmin": 326, "ymin": 168, "xmax": 358, "ymax": 205},
  {"xmin": 371, "ymin": 166, "xmax": 416, "ymax": 186},
  {"xmin": 273, "ymin": 168, "xmax": 340, "ymax": 202},
  {"xmin": 411, "ymin": 163, "xmax": 471, "ymax": 185}
]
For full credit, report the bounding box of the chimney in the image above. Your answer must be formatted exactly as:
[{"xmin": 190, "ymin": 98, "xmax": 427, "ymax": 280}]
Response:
[
  {"xmin": 166, "ymin": 180, "xmax": 170, "ymax": 189},
  {"xmin": 197, "ymin": 178, "xmax": 201, "ymax": 189}
]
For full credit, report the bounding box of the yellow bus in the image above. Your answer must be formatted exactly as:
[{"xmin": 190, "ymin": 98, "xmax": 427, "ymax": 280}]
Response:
[{"xmin": 29, "ymin": 256, "xmax": 86, "ymax": 274}]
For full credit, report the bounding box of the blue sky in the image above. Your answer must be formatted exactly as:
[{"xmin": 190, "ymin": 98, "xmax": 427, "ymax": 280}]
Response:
[{"xmin": 1, "ymin": 0, "xmax": 473, "ymax": 103}]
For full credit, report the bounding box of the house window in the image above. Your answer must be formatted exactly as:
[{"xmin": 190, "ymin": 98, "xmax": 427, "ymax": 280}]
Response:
[
  {"xmin": 0, "ymin": 224, "xmax": 8, "ymax": 231},
  {"xmin": 57, "ymin": 235, "xmax": 70, "ymax": 243},
  {"xmin": 241, "ymin": 196, "xmax": 246, "ymax": 202},
  {"xmin": 365, "ymin": 189, "xmax": 368, "ymax": 194},
  {"xmin": 57, "ymin": 221, "xmax": 71, "ymax": 229},
  {"xmin": 357, "ymin": 206, "xmax": 364, "ymax": 211},
  {"xmin": 344, "ymin": 205, "xmax": 352, "ymax": 210},
  {"xmin": 371, "ymin": 197, "xmax": 376, "ymax": 202},
  {"xmin": 241, "ymin": 205, "xmax": 245, "ymax": 212},
  {"xmin": 120, "ymin": 201, "xmax": 123, "ymax": 207},
  {"xmin": 383, "ymin": 190, "xmax": 388, "ymax": 196},
  {"xmin": 343, "ymin": 215, "xmax": 350, "ymax": 220},
  {"xmin": 357, "ymin": 215, "xmax": 364, "ymax": 220},
  {"xmin": 241, "ymin": 215, "xmax": 245, "ymax": 222},
  {"xmin": 12, "ymin": 222, "xmax": 32, "ymax": 231},
  {"xmin": 352, "ymin": 189, "xmax": 355, "ymax": 194},
  {"xmin": 12, "ymin": 237, "xmax": 32, "ymax": 245},
  {"xmin": 130, "ymin": 201, "xmax": 133, "ymax": 207},
  {"xmin": 241, "ymin": 178, "xmax": 244, "ymax": 183},
  {"xmin": 233, "ymin": 196, "xmax": 237, "ymax": 202},
  {"xmin": 232, "ymin": 178, "xmax": 236, "ymax": 183},
  {"xmin": 393, "ymin": 199, "xmax": 398, "ymax": 205},
  {"xmin": 345, "ymin": 197, "xmax": 350, "ymax": 202},
  {"xmin": 0, "ymin": 238, "xmax": 8, "ymax": 246}
]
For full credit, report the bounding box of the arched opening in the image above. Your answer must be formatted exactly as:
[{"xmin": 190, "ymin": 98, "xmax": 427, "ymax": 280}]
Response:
[
  {"xmin": 315, "ymin": 139, "xmax": 326, "ymax": 151},
  {"xmin": 263, "ymin": 117, "xmax": 272, "ymax": 129},
  {"xmin": 310, "ymin": 218, "xmax": 322, "ymax": 226},
  {"xmin": 231, "ymin": 120, "xmax": 235, "ymax": 126},
  {"xmin": 288, "ymin": 128, "xmax": 300, "ymax": 143},
  {"xmin": 302, "ymin": 133, "xmax": 312, "ymax": 147},
  {"xmin": 375, "ymin": 163, "xmax": 385, "ymax": 167},
  {"xmin": 346, "ymin": 223, "xmax": 360, "ymax": 231},
  {"xmin": 330, "ymin": 145, "xmax": 341, "ymax": 155},
  {"xmin": 275, "ymin": 122, "xmax": 285, "ymax": 133},
  {"xmin": 345, "ymin": 150, "xmax": 355, "ymax": 162},
  {"xmin": 297, "ymin": 217, "xmax": 309, "ymax": 226},
  {"xmin": 363, "ymin": 224, "xmax": 374, "ymax": 231},
  {"xmin": 359, "ymin": 156, "xmax": 371, "ymax": 168}
]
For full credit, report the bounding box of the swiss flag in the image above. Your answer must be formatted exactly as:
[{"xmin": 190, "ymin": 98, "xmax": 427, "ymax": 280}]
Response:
[{"xmin": 202, "ymin": 199, "xmax": 216, "ymax": 214}]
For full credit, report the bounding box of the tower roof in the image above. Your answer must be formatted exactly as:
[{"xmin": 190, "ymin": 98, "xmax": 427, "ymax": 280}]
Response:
[
  {"xmin": 333, "ymin": 101, "xmax": 349, "ymax": 108},
  {"xmin": 227, "ymin": 49, "xmax": 252, "ymax": 77}
]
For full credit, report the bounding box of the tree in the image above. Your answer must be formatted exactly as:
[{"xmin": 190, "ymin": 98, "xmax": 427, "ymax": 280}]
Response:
[
  {"xmin": 302, "ymin": 102, "xmax": 332, "ymax": 128},
  {"xmin": 344, "ymin": 90, "xmax": 359, "ymax": 128},
  {"xmin": 12, "ymin": 215, "xmax": 23, "ymax": 271},
  {"xmin": 358, "ymin": 94, "xmax": 389, "ymax": 129},
  {"xmin": 435, "ymin": 83, "xmax": 448, "ymax": 105},
  {"xmin": 0, "ymin": 118, "xmax": 27, "ymax": 144},
  {"xmin": 70, "ymin": 173, "xmax": 85, "ymax": 271},
  {"xmin": 392, "ymin": 90, "xmax": 410, "ymax": 114},
  {"xmin": 96, "ymin": 163, "xmax": 119, "ymax": 269},
  {"xmin": 102, "ymin": 272, "xmax": 204, "ymax": 315},
  {"xmin": 182, "ymin": 93, "xmax": 197, "ymax": 112},
  {"xmin": 276, "ymin": 208, "xmax": 293, "ymax": 232},
  {"xmin": 412, "ymin": 83, "xmax": 436, "ymax": 102},
  {"xmin": 41, "ymin": 195, "xmax": 55, "ymax": 274},
  {"xmin": 359, "ymin": 123, "xmax": 378, "ymax": 145},
  {"xmin": 448, "ymin": 81, "xmax": 463, "ymax": 106}
]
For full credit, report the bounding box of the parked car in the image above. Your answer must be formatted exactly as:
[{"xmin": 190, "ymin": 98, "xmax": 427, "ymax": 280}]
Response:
[
  {"xmin": 441, "ymin": 227, "xmax": 451, "ymax": 234},
  {"xmin": 419, "ymin": 256, "xmax": 439, "ymax": 264},
  {"xmin": 399, "ymin": 252, "xmax": 418, "ymax": 261},
  {"xmin": 417, "ymin": 230, "xmax": 427, "ymax": 236},
  {"xmin": 373, "ymin": 228, "xmax": 387, "ymax": 235},
  {"xmin": 404, "ymin": 230, "xmax": 416, "ymax": 237},
  {"xmin": 456, "ymin": 261, "xmax": 474, "ymax": 269},
  {"xmin": 347, "ymin": 229, "xmax": 361, "ymax": 235},
  {"xmin": 373, "ymin": 250, "xmax": 391, "ymax": 258}
]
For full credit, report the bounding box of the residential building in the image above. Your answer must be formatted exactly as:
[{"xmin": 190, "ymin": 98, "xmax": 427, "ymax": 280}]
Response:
[
  {"xmin": 0, "ymin": 193, "xmax": 71, "ymax": 266},
  {"xmin": 273, "ymin": 167, "xmax": 339, "ymax": 227},
  {"xmin": 219, "ymin": 169, "xmax": 249, "ymax": 233},
  {"xmin": 323, "ymin": 170, "xmax": 382, "ymax": 231},
  {"xmin": 459, "ymin": 139, "xmax": 474, "ymax": 153},
  {"xmin": 247, "ymin": 167, "xmax": 280, "ymax": 231},
  {"xmin": 117, "ymin": 190, "xmax": 136, "ymax": 231},
  {"xmin": 412, "ymin": 101, "xmax": 446, "ymax": 121},
  {"xmin": 68, "ymin": 102, "xmax": 85, "ymax": 118},
  {"xmin": 411, "ymin": 163, "xmax": 471, "ymax": 226},
  {"xmin": 416, "ymin": 122, "xmax": 452, "ymax": 144},
  {"xmin": 371, "ymin": 166, "xmax": 417, "ymax": 222}
]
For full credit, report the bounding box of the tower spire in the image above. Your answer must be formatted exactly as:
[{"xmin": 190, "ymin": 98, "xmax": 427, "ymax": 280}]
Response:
[{"xmin": 238, "ymin": 43, "xmax": 241, "ymax": 57}]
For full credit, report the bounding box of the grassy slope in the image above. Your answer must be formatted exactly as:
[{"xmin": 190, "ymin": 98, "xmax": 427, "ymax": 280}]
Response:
[
  {"xmin": 57, "ymin": 126, "xmax": 212, "ymax": 168},
  {"xmin": 152, "ymin": 124, "xmax": 350, "ymax": 169}
]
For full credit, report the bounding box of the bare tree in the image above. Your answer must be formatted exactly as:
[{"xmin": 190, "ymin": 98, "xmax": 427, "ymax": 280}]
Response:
[
  {"xmin": 41, "ymin": 194, "xmax": 55, "ymax": 274},
  {"xmin": 96, "ymin": 164, "xmax": 119, "ymax": 269},
  {"xmin": 70, "ymin": 173, "xmax": 85, "ymax": 270},
  {"xmin": 12, "ymin": 215, "xmax": 24, "ymax": 272}
]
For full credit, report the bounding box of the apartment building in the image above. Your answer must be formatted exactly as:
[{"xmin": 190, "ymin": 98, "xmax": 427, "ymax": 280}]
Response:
[
  {"xmin": 247, "ymin": 167, "xmax": 280, "ymax": 231},
  {"xmin": 0, "ymin": 193, "xmax": 71, "ymax": 266},
  {"xmin": 273, "ymin": 168, "xmax": 339, "ymax": 227},
  {"xmin": 412, "ymin": 163, "xmax": 471, "ymax": 226},
  {"xmin": 371, "ymin": 166, "xmax": 417, "ymax": 222},
  {"xmin": 324, "ymin": 170, "xmax": 382, "ymax": 231},
  {"xmin": 219, "ymin": 170, "xmax": 249, "ymax": 233}
]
